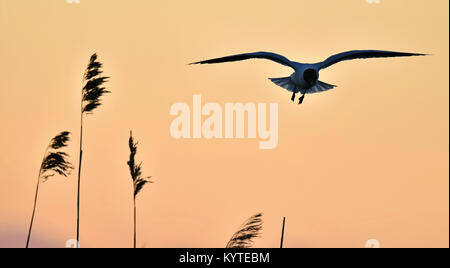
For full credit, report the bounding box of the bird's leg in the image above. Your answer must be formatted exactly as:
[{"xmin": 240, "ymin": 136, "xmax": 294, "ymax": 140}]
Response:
[
  {"xmin": 291, "ymin": 92, "xmax": 296, "ymax": 102},
  {"xmin": 298, "ymin": 94, "xmax": 305, "ymax": 104}
]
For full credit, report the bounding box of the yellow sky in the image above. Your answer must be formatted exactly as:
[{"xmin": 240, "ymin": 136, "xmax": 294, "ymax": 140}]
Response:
[{"xmin": 0, "ymin": 0, "xmax": 448, "ymax": 248}]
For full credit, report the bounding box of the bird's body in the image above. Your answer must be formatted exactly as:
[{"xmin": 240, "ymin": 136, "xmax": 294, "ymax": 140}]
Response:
[
  {"xmin": 270, "ymin": 64, "xmax": 325, "ymax": 94},
  {"xmin": 190, "ymin": 50, "xmax": 426, "ymax": 104},
  {"xmin": 288, "ymin": 64, "xmax": 316, "ymax": 90}
]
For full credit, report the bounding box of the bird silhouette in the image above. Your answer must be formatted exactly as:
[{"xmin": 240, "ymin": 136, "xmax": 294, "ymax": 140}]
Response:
[{"xmin": 190, "ymin": 50, "xmax": 426, "ymax": 104}]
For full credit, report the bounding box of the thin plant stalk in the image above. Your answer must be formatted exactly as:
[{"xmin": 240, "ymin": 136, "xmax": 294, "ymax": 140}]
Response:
[
  {"xmin": 133, "ymin": 194, "xmax": 137, "ymax": 248},
  {"xmin": 76, "ymin": 106, "xmax": 83, "ymax": 247},
  {"xmin": 26, "ymin": 131, "xmax": 73, "ymax": 248},
  {"xmin": 76, "ymin": 53, "xmax": 110, "ymax": 247},
  {"xmin": 26, "ymin": 180, "xmax": 39, "ymax": 248},
  {"xmin": 280, "ymin": 217, "xmax": 286, "ymax": 248},
  {"xmin": 127, "ymin": 131, "xmax": 152, "ymax": 248},
  {"xmin": 26, "ymin": 150, "xmax": 46, "ymax": 248}
]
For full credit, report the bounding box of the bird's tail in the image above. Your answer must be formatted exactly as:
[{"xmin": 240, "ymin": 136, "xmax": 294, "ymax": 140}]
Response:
[
  {"xmin": 269, "ymin": 77, "xmax": 337, "ymax": 94},
  {"xmin": 307, "ymin": 80, "xmax": 337, "ymax": 94},
  {"xmin": 269, "ymin": 77, "xmax": 297, "ymax": 92}
]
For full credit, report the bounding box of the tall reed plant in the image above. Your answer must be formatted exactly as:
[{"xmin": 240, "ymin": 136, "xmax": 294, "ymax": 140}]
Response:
[
  {"xmin": 26, "ymin": 131, "xmax": 74, "ymax": 248},
  {"xmin": 77, "ymin": 53, "xmax": 110, "ymax": 246},
  {"xmin": 127, "ymin": 131, "xmax": 152, "ymax": 248}
]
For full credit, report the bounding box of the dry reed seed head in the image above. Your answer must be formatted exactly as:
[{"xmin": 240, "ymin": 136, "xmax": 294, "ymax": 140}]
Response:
[
  {"xmin": 89, "ymin": 53, "xmax": 97, "ymax": 62},
  {"xmin": 226, "ymin": 213, "xmax": 263, "ymax": 248},
  {"xmin": 39, "ymin": 132, "xmax": 74, "ymax": 182},
  {"xmin": 40, "ymin": 152, "xmax": 72, "ymax": 175},
  {"xmin": 82, "ymin": 53, "xmax": 110, "ymax": 114},
  {"xmin": 85, "ymin": 54, "xmax": 102, "ymax": 80},
  {"xmin": 127, "ymin": 131, "xmax": 153, "ymax": 197},
  {"xmin": 127, "ymin": 134, "xmax": 138, "ymax": 179},
  {"xmin": 49, "ymin": 131, "xmax": 71, "ymax": 149},
  {"xmin": 134, "ymin": 177, "xmax": 153, "ymax": 196}
]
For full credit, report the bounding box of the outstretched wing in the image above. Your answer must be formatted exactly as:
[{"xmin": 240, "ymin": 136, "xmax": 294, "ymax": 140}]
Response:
[
  {"xmin": 189, "ymin": 51, "xmax": 296, "ymax": 69},
  {"xmin": 317, "ymin": 50, "xmax": 426, "ymax": 70}
]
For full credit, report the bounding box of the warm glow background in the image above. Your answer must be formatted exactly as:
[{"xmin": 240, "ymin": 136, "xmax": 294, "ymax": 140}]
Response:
[{"xmin": 0, "ymin": 0, "xmax": 448, "ymax": 248}]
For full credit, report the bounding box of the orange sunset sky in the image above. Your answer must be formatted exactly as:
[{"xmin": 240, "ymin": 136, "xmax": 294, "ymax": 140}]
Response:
[{"xmin": 0, "ymin": 0, "xmax": 448, "ymax": 248}]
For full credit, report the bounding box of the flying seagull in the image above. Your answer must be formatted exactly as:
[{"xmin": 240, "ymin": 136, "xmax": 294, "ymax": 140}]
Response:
[{"xmin": 190, "ymin": 50, "xmax": 426, "ymax": 104}]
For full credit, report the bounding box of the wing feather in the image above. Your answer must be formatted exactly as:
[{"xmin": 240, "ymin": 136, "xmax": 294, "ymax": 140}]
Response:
[
  {"xmin": 190, "ymin": 51, "xmax": 295, "ymax": 69},
  {"xmin": 318, "ymin": 50, "xmax": 426, "ymax": 70}
]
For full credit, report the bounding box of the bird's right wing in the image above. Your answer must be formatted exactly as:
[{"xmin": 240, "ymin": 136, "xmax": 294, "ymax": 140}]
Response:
[
  {"xmin": 189, "ymin": 52, "xmax": 296, "ymax": 70},
  {"xmin": 317, "ymin": 50, "xmax": 427, "ymax": 70}
]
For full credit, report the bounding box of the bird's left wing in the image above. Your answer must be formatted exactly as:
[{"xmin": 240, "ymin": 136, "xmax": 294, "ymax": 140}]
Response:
[
  {"xmin": 317, "ymin": 50, "xmax": 426, "ymax": 70},
  {"xmin": 189, "ymin": 52, "xmax": 296, "ymax": 69}
]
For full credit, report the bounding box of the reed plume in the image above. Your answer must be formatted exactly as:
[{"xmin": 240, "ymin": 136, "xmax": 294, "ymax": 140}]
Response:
[
  {"xmin": 226, "ymin": 213, "xmax": 263, "ymax": 248},
  {"xmin": 127, "ymin": 130, "xmax": 152, "ymax": 248},
  {"xmin": 26, "ymin": 131, "xmax": 74, "ymax": 248},
  {"xmin": 76, "ymin": 53, "xmax": 110, "ymax": 247}
]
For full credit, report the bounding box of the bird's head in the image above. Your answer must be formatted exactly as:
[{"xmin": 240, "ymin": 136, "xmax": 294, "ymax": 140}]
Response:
[{"xmin": 303, "ymin": 68, "xmax": 318, "ymax": 86}]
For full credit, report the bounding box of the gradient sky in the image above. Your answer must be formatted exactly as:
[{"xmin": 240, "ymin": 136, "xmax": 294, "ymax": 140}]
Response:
[{"xmin": 0, "ymin": 0, "xmax": 448, "ymax": 248}]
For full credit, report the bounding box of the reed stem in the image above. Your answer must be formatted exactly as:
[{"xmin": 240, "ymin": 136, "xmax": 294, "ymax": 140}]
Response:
[
  {"xmin": 133, "ymin": 196, "xmax": 136, "ymax": 248},
  {"xmin": 280, "ymin": 217, "xmax": 286, "ymax": 248},
  {"xmin": 76, "ymin": 81, "xmax": 84, "ymax": 248},
  {"xmin": 25, "ymin": 174, "xmax": 41, "ymax": 248}
]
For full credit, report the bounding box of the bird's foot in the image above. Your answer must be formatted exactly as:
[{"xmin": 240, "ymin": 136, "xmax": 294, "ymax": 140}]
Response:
[
  {"xmin": 291, "ymin": 93, "xmax": 296, "ymax": 102},
  {"xmin": 298, "ymin": 94, "xmax": 305, "ymax": 104}
]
